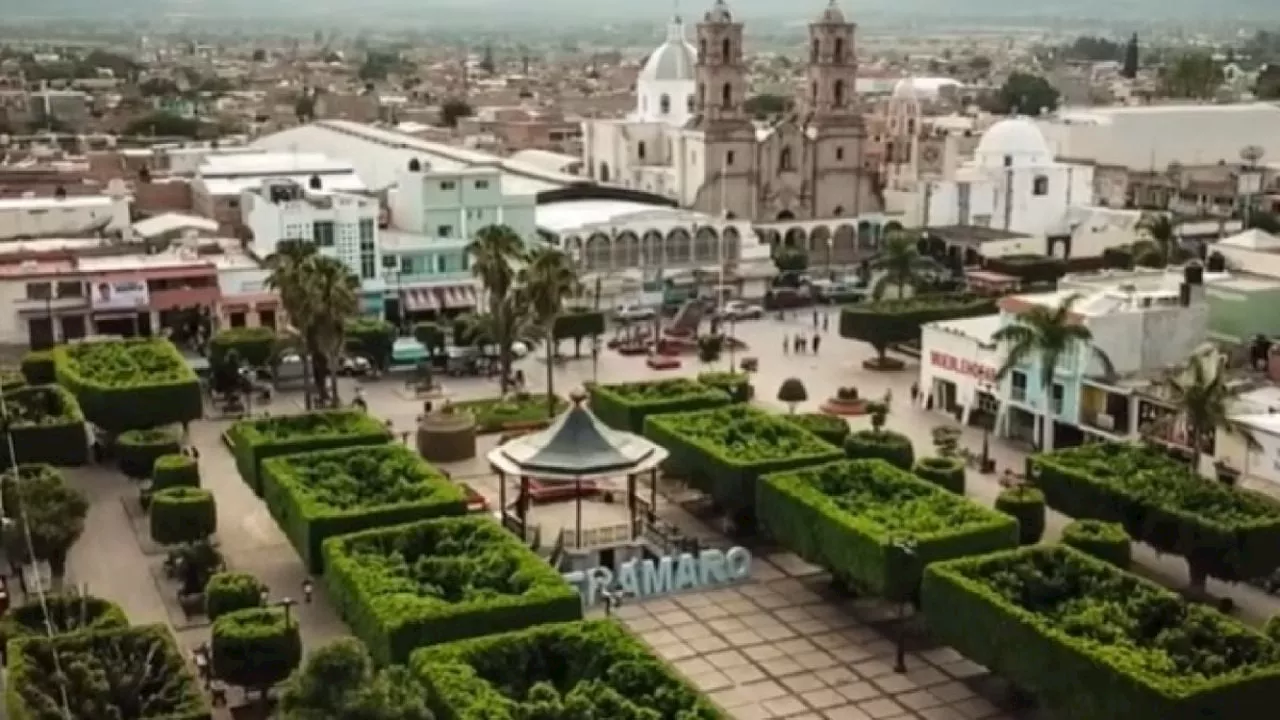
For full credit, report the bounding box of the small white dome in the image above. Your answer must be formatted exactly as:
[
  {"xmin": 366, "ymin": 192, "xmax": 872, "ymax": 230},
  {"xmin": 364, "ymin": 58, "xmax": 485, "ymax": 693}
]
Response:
[
  {"xmin": 975, "ymin": 117, "xmax": 1052, "ymax": 166},
  {"xmin": 704, "ymin": 0, "xmax": 733, "ymax": 23},
  {"xmin": 818, "ymin": 0, "xmax": 845, "ymax": 23},
  {"xmin": 639, "ymin": 18, "xmax": 697, "ymax": 83}
]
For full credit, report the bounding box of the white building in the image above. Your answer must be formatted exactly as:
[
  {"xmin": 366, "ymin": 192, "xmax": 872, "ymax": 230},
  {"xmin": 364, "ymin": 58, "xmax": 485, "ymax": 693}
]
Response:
[
  {"xmin": 193, "ymin": 152, "xmax": 365, "ymax": 230},
  {"xmin": 919, "ymin": 314, "xmax": 1002, "ymax": 426},
  {"xmin": 0, "ymin": 193, "xmax": 131, "ymax": 241}
]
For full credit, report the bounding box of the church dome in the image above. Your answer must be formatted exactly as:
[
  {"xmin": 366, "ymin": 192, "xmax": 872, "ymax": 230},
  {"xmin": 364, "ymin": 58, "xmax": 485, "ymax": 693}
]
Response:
[
  {"xmin": 639, "ymin": 17, "xmax": 697, "ymax": 83},
  {"xmin": 975, "ymin": 117, "xmax": 1052, "ymax": 166},
  {"xmin": 817, "ymin": 0, "xmax": 845, "ymax": 23},
  {"xmin": 704, "ymin": 0, "xmax": 733, "ymax": 23}
]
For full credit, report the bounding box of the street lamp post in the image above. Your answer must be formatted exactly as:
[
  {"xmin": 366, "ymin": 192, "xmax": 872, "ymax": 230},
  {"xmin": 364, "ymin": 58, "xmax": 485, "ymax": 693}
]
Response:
[
  {"xmin": 590, "ymin": 336, "xmax": 600, "ymax": 383},
  {"xmin": 891, "ymin": 537, "xmax": 917, "ymax": 674},
  {"xmin": 277, "ymin": 596, "xmax": 297, "ymax": 625}
]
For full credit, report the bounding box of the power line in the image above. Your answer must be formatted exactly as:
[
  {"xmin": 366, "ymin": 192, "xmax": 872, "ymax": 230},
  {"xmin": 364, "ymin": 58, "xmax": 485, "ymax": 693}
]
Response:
[{"xmin": 0, "ymin": 391, "xmax": 74, "ymax": 720}]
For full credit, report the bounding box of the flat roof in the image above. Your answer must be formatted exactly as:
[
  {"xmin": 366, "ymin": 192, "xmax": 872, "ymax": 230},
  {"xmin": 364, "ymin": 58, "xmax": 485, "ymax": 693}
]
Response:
[
  {"xmin": 0, "ymin": 195, "xmax": 119, "ymax": 210},
  {"xmin": 536, "ymin": 199, "xmax": 712, "ymax": 234},
  {"xmin": 0, "ymin": 237, "xmax": 103, "ymax": 255},
  {"xmin": 0, "ymin": 259, "xmax": 75, "ymax": 277},
  {"xmin": 199, "ymin": 152, "xmax": 353, "ymax": 177},
  {"xmin": 77, "ymin": 253, "xmax": 213, "ymax": 272},
  {"xmin": 927, "ymin": 313, "xmax": 1001, "ymax": 345},
  {"xmin": 132, "ymin": 213, "xmax": 219, "ymax": 238},
  {"xmin": 205, "ymin": 172, "xmax": 366, "ymax": 197},
  {"xmin": 926, "ymin": 225, "xmax": 1027, "ymax": 244}
]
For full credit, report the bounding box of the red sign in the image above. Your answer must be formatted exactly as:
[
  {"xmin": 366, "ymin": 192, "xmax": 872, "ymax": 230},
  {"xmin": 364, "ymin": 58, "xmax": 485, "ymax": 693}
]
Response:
[{"xmin": 931, "ymin": 351, "xmax": 996, "ymax": 382}]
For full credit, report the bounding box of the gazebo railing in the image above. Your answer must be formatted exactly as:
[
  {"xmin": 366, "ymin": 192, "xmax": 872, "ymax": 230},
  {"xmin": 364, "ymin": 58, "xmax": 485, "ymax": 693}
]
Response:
[{"xmin": 561, "ymin": 523, "xmax": 631, "ymax": 550}]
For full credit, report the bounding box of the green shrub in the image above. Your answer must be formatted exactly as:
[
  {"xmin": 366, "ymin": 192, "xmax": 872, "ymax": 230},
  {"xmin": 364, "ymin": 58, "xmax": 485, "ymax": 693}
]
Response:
[
  {"xmin": 227, "ymin": 410, "xmax": 393, "ymax": 495},
  {"xmin": 6, "ymin": 624, "xmax": 209, "ymax": 720},
  {"xmin": 117, "ymin": 426, "xmax": 182, "ymax": 479},
  {"xmin": 0, "ymin": 594, "xmax": 127, "ymax": 648},
  {"xmin": 152, "ymin": 453, "xmax": 200, "ymax": 490},
  {"xmin": 411, "ymin": 620, "xmax": 723, "ymax": 720},
  {"xmin": 995, "ymin": 486, "xmax": 1045, "ymax": 545},
  {"xmin": 211, "ymin": 607, "xmax": 302, "ymax": 691},
  {"xmin": 452, "ymin": 394, "xmax": 567, "ymax": 434},
  {"xmin": 0, "ymin": 385, "xmax": 87, "ymax": 466},
  {"xmin": 1061, "ymin": 519, "xmax": 1131, "ymax": 568},
  {"xmin": 552, "ymin": 311, "xmax": 605, "ymax": 351},
  {"xmin": 0, "ymin": 464, "xmax": 88, "ymax": 580},
  {"xmin": 262, "ymin": 444, "xmax": 467, "ymax": 573},
  {"xmin": 19, "ymin": 350, "xmax": 54, "ymax": 385},
  {"xmin": 1029, "ymin": 442, "xmax": 1280, "ymax": 583},
  {"xmin": 322, "ymin": 515, "xmax": 582, "ymax": 665},
  {"xmin": 840, "ymin": 294, "xmax": 996, "ymax": 364},
  {"xmin": 922, "ymin": 545, "xmax": 1280, "ymax": 720},
  {"xmin": 0, "ymin": 368, "xmax": 24, "ymax": 392},
  {"xmin": 209, "ymin": 326, "xmax": 277, "ymax": 368},
  {"xmin": 1266, "ymin": 615, "xmax": 1280, "ymax": 643},
  {"xmin": 588, "ymin": 378, "xmax": 731, "ymax": 433},
  {"xmin": 150, "ymin": 487, "xmax": 217, "ymax": 546},
  {"xmin": 784, "ymin": 413, "xmax": 850, "ymax": 446},
  {"xmin": 53, "ymin": 338, "xmax": 203, "ymax": 433},
  {"xmin": 696, "ymin": 371, "xmax": 753, "ymax": 403},
  {"xmin": 644, "ymin": 405, "xmax": 843, "ymax": 528},
  {"xmin": 759, "ymin": 459, "xmax": 1017, "ymax": 600},
  {"xmin": 205, "ymin": 572, "xmax": 266, "ymax": 621},
  {"xmin": 345, "ymin": 318, "xmax": 396, "ymax": 370},
  {"xmin": 912, "ymin": 456, "xmax": 965, "ymax": 494},
  {"xmin": 844, "ymin": 429, "xmax": 915, "ymax": 470}
]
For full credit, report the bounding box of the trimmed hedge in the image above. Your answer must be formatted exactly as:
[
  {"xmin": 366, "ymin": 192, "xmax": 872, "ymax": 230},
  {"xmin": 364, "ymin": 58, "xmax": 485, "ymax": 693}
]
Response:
[
  {"xmin": 784, "ymin": 412, "xmax": 851, "ymax": 447},
  {"xmin": 1061, "ymin": 519, "xmax": 1131, "ymax": 568},
  {"xmin": 322, "ymin": 515, "xmax": 582, "ymax": 665},
  {"xmin": 1029, "ymin": 443, "xmax": 1280, "ymax": 582},
  {"xmin": 588, "ymin": 378, "xmax": 731, "ymax": 433},
  {"xmin": 210, "ymin": 607, "xmax": 302, "ymax": 691},
  {"xmin": 1266, "ymin": 616, "xmax": 1280, "ymax": 643},
  {"xmin": 53, "ymin": 338, "xmax": 203, "ymax": 433},
  {"xmin": 152, "ymin": 454, "xmax": 200, "ymax": 490},
  {"xmin": 912, "ymin": 456, "xmax": 965, "ymax": 495},
  {"xmin": 6, "ymin": 623, "xmax": 210, "ymax": 720},
  {"xmin": 697, "ymin": 371, "xmax": 754, "ymax": 404},
  {"xmin": 19, "ymin": 350, "xmax": 54, "ymax": 386},
  {"xmin": 645, "ymin": 405, "xmax": 843, "ymax": 526},
  {"xmin": 922, "ymin": 545, "xmax": 1280, "ymax": 720},
  {"xmin": 995, "ymin": 486, "xmax": 1046, "ymax": 545},
  {"xmin": 209, "ymin": 326, "xmax": 277, "ymax": 368},
  {"xmin": 0, "ymin": 385, "xmax": 87, "ymax": 467},
  {"xmin": 150, "ymin": 487, "xmax": 217, "ymax": 546},
  {"xmin": 227, "ymin": 410, "xmax": 393, "ymax": 495},
  {"xmin": 411, "ymin": 620, "xmax": 724, "ymax": 720},
  {"xmin": 0, "ymin": 594, "xmax": 127, "ymax": 649},
  {"xmin": 840, "ymin": 294, "xmax": 997, "ymax": 360},
  {"xmin": 844, "ymin": 429, "xmax": 915, "ymax": 470},
  {"xmin": 205, "ymin": 572, "xmax": 266, "ymax": 621},
  {"xmin": 262, "ymin": 444, "xmax": 468, "ymax": 573},
  {"xmin": 452, "ymin": 394, "xmax": 568, "ymax": 434},
  {"xmin": 759, "ymin": 459, "xmax": 1018, "ymax": 600},
  {"xmin": 117, "ymin": 426, "xmax": 182, "ymax": 479}
]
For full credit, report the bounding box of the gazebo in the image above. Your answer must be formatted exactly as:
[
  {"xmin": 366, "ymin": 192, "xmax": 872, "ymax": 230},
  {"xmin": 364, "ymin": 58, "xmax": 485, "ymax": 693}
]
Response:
[{"xmin": 487, "ymin": 392, "xmax": 668, "ymax": 549}]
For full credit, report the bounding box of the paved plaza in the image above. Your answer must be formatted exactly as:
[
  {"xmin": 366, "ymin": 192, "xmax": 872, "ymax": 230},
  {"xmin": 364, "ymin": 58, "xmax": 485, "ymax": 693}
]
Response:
[{"xmin": 48, "ymin": 311, "xmax": 1280, "ymax": 717}]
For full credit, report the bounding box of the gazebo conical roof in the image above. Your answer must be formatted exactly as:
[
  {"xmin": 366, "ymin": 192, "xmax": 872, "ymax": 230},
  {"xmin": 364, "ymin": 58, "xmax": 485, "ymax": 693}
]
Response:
[{"xmin": 487, "ymin": 395, "xmax": 668, "ymax": 481}]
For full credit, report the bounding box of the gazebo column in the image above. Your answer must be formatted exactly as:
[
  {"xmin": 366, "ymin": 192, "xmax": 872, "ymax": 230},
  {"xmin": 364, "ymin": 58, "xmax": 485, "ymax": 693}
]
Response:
[
  {"xmin": 627, "ymin": 473, "xmax": 638, "ymax": 540},
  {"xmin": 518, "ymin": 475, "xmax": 530, "ymax": 532},
  {"xmin": 574, "ymin": 478, "xmax": 583, "ymax": 548},
  {"xmin": 650, "ymin": 468, "xmax": 658, "ymax": 514},
  {"xmin": 497, "ymin": 470, "xmax": 507, "ymax": 525}
]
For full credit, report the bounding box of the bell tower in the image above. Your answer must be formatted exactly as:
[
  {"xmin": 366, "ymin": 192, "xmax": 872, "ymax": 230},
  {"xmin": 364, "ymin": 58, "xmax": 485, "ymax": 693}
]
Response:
[
  {"xmin": 805, "ymin": 0, "xmax": 859, "ymax": 126},
  {"xmin": 695, "ymin": 0, "xmax": 748, "ymax": 124}
]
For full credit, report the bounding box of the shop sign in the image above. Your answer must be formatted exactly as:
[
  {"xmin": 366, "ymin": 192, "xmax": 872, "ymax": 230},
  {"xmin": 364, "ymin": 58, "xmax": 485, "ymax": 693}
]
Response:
[
  {"xmin": 564, "ymin": 546, "xmax": 752, "ymax": 606},
  {"xmin": 91, "ymin": 279, "xmax": 149, "ymax": 311},
  {"xmin": 930, "ymin": 351, "xmax": 996, "ymax": 382}
]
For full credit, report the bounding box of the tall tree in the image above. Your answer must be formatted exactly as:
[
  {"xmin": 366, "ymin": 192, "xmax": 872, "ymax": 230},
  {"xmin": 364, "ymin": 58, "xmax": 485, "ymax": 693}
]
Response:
[
  {"xmin": 869, "ymin": 230, "xmax": 938, "ymax": 300},
  {"xmin": 265, "ymin": 240, "xmax": 321, "ymax": 407},
  {"xmin": 1122, "ymin": 33, "xmax": 1140, "ymax": 79},
  {"xmin": 1148, "ymin": 345, "xmax": 1251, "ymax": 477},
  {"xmin": 467, "ymin": 224, "xmax": 527, "ymax": 394},
  {"xmin": 1160, "ymin": 52, "xmax": 1223, "ymax": 100},
  {"xmin": 0, "ymin": 465, "xmax": 88, "ymax": 582},
  {"xmin": 522, "ymin": 246, "xmax": 577, "ymax": 417},
  {"xmin": 1138, "ymin": 212, "xmax": 1177, "ymax": 266},
  {"xmin": 991, "ymin": 72, "xmax": 1060, "ymax": 116},
  {"xmin": 993, "ymin": 294, "xmax": 1114, "ymax": 451},
  {"xmin": 304, "ymin": 256, "xmax": 361, "ymax": 406}
]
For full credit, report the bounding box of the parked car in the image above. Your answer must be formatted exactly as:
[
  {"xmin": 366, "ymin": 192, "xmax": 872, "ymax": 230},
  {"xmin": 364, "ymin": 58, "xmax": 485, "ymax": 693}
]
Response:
[
  {"xmin": 717, "ymin": 300, "xmax": 764, "ymax": 321},
  {"xmin": 614, "ymin": 304, "xmax": 656, "ymax": 323},
  {"xmin": 337, "ymin": 354, "xmax": 373, "ymax": 377}
]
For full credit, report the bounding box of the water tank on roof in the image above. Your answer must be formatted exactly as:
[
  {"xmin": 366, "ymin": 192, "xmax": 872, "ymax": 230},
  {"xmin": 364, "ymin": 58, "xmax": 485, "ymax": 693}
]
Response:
[
  {"xmin": 1184, "ymin": 263, "xmax": 1204, "ymax": 286},
  {"xmin": 1206, "ymin": 251, "xmax": 1226, "ymax": 273}
]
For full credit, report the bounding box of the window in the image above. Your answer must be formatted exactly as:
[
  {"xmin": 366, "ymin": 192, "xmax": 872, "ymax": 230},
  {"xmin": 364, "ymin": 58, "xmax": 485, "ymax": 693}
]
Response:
[
  {"xmin": 698, "ymin": 83, "xmax": 705, "ymax": 108},
  {"xmin": 687, "ymin": 94, "xmax": 695, "ymax": 113},
  {"xmin": 834, "ymin": 38, "xmax": 844, "ymax": 61},
  {"xmin": 436, "ymin": 255, "xmax": 447, "ymax": 273},
  {"xmin": 726, "ymin": 150, "xmax": 735, "ymax": 166},
  {"xmin": 833, "ymin": 205, "xmax": 845, "ymax": 216},
  {"xmin": 441, "ymin": 181, "xmax": 456, "ymax": 190},
  {"xmin": 401, "ymin": 256, "xmax": 413, "ymax": 274},
  {"xmin": 1010, "ymin": 371, "xmax": 1028, "ymax": 401},
  {"xmin": 313, "ymin": 220, "xmax": 335, "ymax": 247},
  {"xmin": 1003, "ymin": 155, "xmax": 1013, "ymax": 168},
  {"xmin": 382, "ymin": 255, "xmax": 397, "ymax": 269},
  {"xmin": 229, "ymin": 312, "xmax": 246, "ymax": 328},
  {"xmin": 811, "ymin": 39, "xmax": 819, "ymax": 63},
  {"xmin": 258, "ymin": 309, "xmax": 277, "ymax": 330},
  {"xmin": 475, "ymin": 180, "xmax": 490, "ymax": 189},
  {"xmin": 659, "ymin": 94, "xmax": 670, "ymax": 115},
  {"xmin": 358, "ymin": 218, "xmax": 374, "ymax": 244},
  {"xmin": 699, "ymin": 39, "xmax": 706, "ymax": 61},
  {"xmin": 361, "ymin": 256, "xmax": 376, "ymax": 280},
  {"xmin": 437, "ymin": 225, "xmax": 454, "ymax": 237},
  {"xmin": 25, "ymin": 282, "xmax": 51, "ymax": 300},
  {"xmin": 972, "ymin": 214, "xmax": 992, "ymax": 227},
  {"xmin": 722, "ymin": 38, "xmax": 731, "ymax": 61},
  {"xmin": 835, "ymin": 146, "xmax": 844, "ymax": 161},
  {"xmin": 638, "ymin": 141, "xmax": 647, "ymax": 160},
  {"xmin": 834, "ymin": 79, "xmax": 845, "ymax": 107},
  {"xmin": 1051, "ymin": 383, "xmax": 1065, "ymax": 414},
  {"xmin": 1033, "ymin": 175, "xmax": 1049, "ymax": 196},
  {"xmin": 721, "ymin": 83, "xmax": 732, "ymax": 109},
  {"xmin": 59, "ymin": 315, "xmax": 85, "ymax": 340},
  {"xmin": 779, "ymin": 147, "xmax": 793, "ymax": 172},
  {"xmin": 56, "ymin": 281, "xmax": 82, "ymax": 298}
]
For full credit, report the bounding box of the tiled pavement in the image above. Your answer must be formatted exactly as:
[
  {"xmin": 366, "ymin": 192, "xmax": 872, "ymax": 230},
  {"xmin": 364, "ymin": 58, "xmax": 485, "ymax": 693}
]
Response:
[{"xmin": 610, "ymin": 552, "xmax": 1043, "ymax": 720}]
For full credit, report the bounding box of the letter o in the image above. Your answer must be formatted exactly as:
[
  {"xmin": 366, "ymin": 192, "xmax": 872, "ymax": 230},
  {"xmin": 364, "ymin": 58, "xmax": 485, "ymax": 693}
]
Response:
[{"xmin": 725, "ymin": 546, "xmax": 752, "ymax": 579}]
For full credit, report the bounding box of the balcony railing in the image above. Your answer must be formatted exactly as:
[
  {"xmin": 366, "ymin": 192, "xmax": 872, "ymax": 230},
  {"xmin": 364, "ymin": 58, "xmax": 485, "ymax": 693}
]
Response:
[
  {"xmin": 1081, "ymin": 410, "xmax": 1126, "ymax": 435},
  {"xmin": 1010, "ymin": 386, "xmax": 1027, "ymax": 402}
]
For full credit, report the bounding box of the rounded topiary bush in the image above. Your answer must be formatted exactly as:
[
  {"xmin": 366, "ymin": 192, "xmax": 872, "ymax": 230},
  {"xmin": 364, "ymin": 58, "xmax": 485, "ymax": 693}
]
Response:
[
  {"xmin": 1061, "ymin": 519, "xmax": 1131, "ymax": 569},
  {"xmin": 150, "ymin": 486, "xmax": 217, "ymax": 546},
  {"xmin": 912, "ymin": 456, "xmax": 965, "ymax": 494},
  {"xmin": 0, "ymin": 594, "xmax": 127, "ymax": 649},
  {"xmin": 1265, "ymin": 615, "xmax": 1280, "ymax": 643},
  {"xmin": 787, "ymin": 413, "xmax": 851, "ymax": 447},
  {"xmin": 844, "ymin": 430, "xmax": 914, "ymax": 470},
  {"xmin": 206, "ymin": 572, "xmax": 267, "ymax": 621},
  {"xmin": 152, "ymin": 453, "xmax": 200, "ymax": 490},
  {"xmin": 20, "ymin": 349, "xmax": 54, "ymax": 385},
  {"xmin": 117, "ymin": 426, "xmax": 182, "ymax": 479},
  {"xmin": 995, "ymin": 486, "xmax": 1046, "ymax": 546},
  {"xmin": 211, "ymin": 607, "xmax": 302, "ymax": 691}
]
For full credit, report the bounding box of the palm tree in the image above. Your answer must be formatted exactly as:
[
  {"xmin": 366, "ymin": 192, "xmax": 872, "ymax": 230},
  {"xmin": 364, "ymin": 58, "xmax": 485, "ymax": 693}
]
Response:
[
  {"xmin": 467, "ymin": 224, "xmax": 527, "ymax": 394},
  {"xmin": 993, "ymin": 294, "xmax": 1114, "ymax": 451},
  {"xmin": 303, "ymin": 256, "xmax": 360, "ymax": 406},
  {"xmin": 522, "ymin": 246, "xmax": 577, "ymax": 416},
  {"xmin": 1148, "ymin": 345, "xmax": 1251, "ymax": 477},
  {"xmin": 1138, "ymin": 212, "xmax": 1177, "ymax": 266},
  {"xmin": 265, "ymin": 240, "xmax": 321, "ymax": 408},
  {"xmin": 869, "ymin": 230, "xmax": 939, "ymax": 300}
]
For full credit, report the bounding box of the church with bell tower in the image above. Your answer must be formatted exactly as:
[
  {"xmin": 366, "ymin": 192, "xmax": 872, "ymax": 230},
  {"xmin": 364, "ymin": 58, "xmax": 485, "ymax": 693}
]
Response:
[{"xmin": 581, "ymin": 0, "xmax": 883, "ymax": 224}]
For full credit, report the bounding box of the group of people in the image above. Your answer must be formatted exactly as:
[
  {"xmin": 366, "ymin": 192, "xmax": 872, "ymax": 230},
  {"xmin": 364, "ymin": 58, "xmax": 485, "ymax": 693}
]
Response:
[{"xmin": 784, "ymin": 332, "xmax": 823, "ymax": 355}]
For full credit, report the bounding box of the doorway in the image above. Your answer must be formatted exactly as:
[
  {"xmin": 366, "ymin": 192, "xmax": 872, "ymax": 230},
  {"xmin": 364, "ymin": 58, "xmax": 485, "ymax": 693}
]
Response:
[{"xmin": 27, "ymin": 316, "xmax": 53, "ymax": 350}]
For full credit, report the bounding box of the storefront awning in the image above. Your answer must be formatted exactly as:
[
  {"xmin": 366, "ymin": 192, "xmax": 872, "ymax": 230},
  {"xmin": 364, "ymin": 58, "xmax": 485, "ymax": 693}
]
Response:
[{"xmin": 403, "ymin": 285, "xmax": 478, "ymax": 313}]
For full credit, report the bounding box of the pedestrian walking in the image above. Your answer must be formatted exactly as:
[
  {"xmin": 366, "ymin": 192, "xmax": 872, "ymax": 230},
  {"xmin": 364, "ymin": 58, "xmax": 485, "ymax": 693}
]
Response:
[
  {"xmin": 910, "ymin": 381, "xmax": 920, "ymax": 403},
  {"xmin": 783, "ymin": 335, "xmax": 789, "ymax": 354},
  {"xmin": 822, "ymin": 313, "xmax": 829, "ymax": 332},
  {"xmin": 812, "ymin": 333, "xmax": 821, "ymax": 355},
  {"xmin": 797, "ymin": 335, "xmax": 808, "ymax": 354},
  {"xmin": 812, "ymin": 310, "xmax": 820, "ymax": 328}
]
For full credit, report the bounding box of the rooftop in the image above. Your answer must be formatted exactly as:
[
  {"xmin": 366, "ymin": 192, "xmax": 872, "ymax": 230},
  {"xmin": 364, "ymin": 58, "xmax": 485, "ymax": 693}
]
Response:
[
  {"xmin": 926, "ymin": 225, "xmax": 1028, "ymax": 245},
  {"xmin": 0, "ymin": 194, "xmax": 121, "ymax": 211},
  {"xmin": 536, "ymin": 199, "xmax": 696, "ymax": 234},
  {"xmin": 198, "ymin": 152, "xmax": 354, "ymax": 178},
  {"xmin": 927, "ymin": 313, "xmax": 1001, "ymax": 347}
]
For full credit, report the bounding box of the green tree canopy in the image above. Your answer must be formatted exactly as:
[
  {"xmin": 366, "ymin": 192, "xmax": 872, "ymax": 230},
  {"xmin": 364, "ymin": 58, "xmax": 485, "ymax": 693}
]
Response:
[
  {"xmin": 989, "ymin": 73, "xmax": 1060, "ymax": 116},
  {"xmin": 1160, "ymin": 52, "xmax": 1223, "ymax": 99},
  {"xmin": 440, "ymin": 98, "xmax": 474, "ymax": 128},
  {"xmin": 280, "ymin": 638, "xmax": 433, "ymax": 720},
  {"xmin": 123, "ymin": 112, "xmax": 201, "ymax": 138}
]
